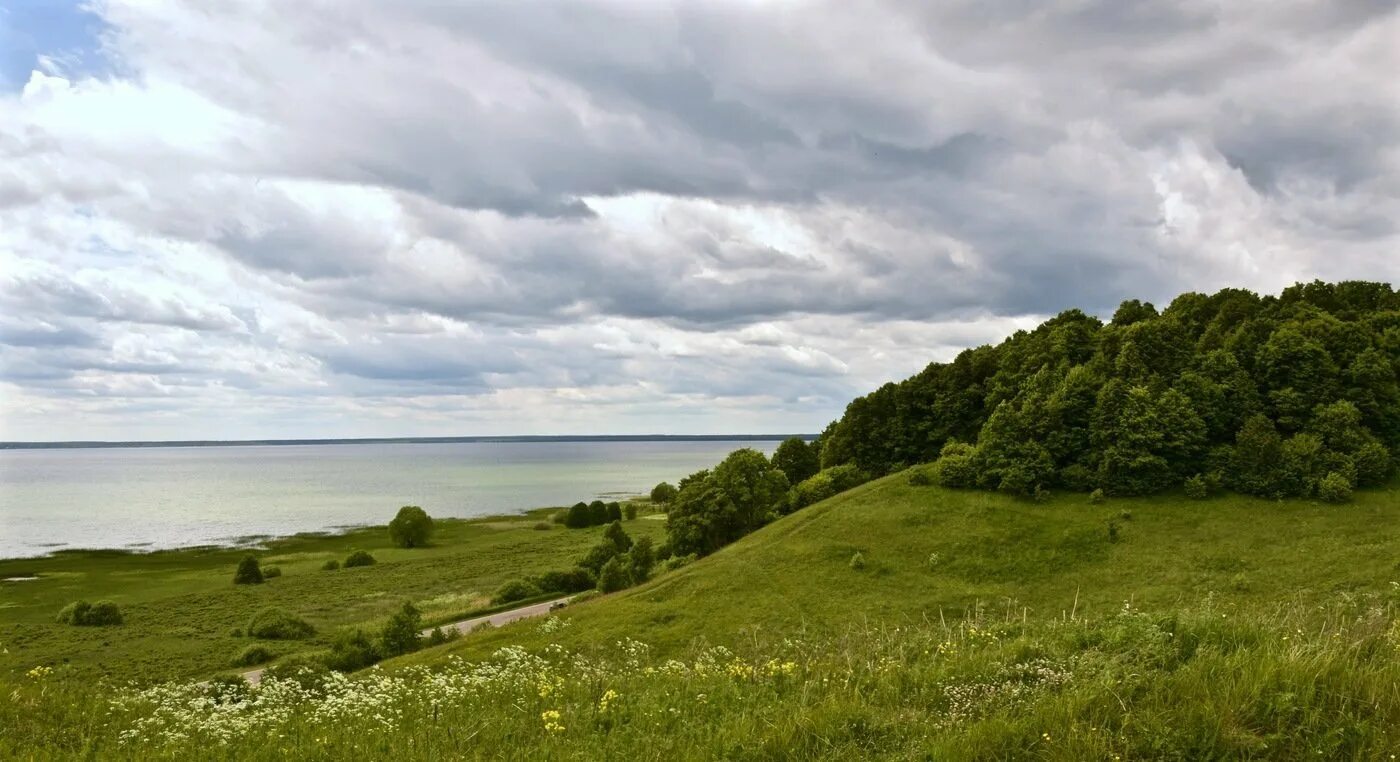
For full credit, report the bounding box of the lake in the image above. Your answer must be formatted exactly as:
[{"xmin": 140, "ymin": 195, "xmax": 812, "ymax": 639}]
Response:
[{"xmin": 0, "ymin": 439, "xmax": 779, "ymax": 559}]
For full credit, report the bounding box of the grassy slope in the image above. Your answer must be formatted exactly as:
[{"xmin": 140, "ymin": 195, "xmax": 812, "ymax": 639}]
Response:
[
  {"xmin": 0, "ymin": 510, "xmax": 664, "ymax": 681},
  {"xmin": 417, "ymin": 472, "xmax": 1400, "ymax": 663}
]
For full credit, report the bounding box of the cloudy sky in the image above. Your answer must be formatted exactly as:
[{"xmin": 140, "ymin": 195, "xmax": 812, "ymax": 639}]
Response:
[{"xmin": 1, "ymin": 1, "xmax": 1397, "ymax": 441}]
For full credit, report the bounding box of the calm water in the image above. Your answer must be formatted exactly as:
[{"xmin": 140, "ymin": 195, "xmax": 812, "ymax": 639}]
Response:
[{"xmin": 0, "ymin": 440, "xmax": 776, "ymax": 559}]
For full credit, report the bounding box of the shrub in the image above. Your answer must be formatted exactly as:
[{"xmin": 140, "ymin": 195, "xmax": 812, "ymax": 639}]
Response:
[
  {"xmin": 655, "ymin": 542, "xmax": 674, "ymax": 562},
  {"xmin": 551, "ymin": 510, "xmax": 568, "ymax": 525},
  {"xmin": 233, "ymin": 556, "xmax": 263, "ymax": 585},
  {"xmin": 1058, "ymin": 462, "xmax": 1096, "ymax": 491},
  {"xmin": 1184, "ymin": 474, "xmax": 1210, "ymax": 500},
  {"xmin": 579, "ymin": 540, "xmax": 621, "ymax": 573},
  {"xmin": 534, "ymin": 567, "xmax": 596, "ymax": 594},
  {"xmin": 649, "ymin": 482, "xmax": 678, "ymax": 504},
  {"xmin": 606, "ymin": 502, "xmax": 623, "ymax": 522},
  {"xmin": 848, "ymin": 551, "xmax": 867, "ymax": 570},
  {"xmin": 932, "ymin": 441, "xmax": 978, "ymax": 488},
  {"xmin": 492, "ymin": 578, "xmax": 542, "ymax": 605},
  {"xmin": 388, "ymin": 505, "xmax": 433, "ymax": 548},
  {"xmin": 1089, "ymin": 488, "xmax": 1106, "ymax": 504},
  {"xmin": 1352, "ymin": 441, "xmax": 1393, "ymax": 487},
  {"xmin": 261, "ymin": 565, "xmax": 282, "ymax": 579},
  {"xmin": 597, "ymin": 555, "xmax": 632, "ymax": 593},
  {"xmin": 247, "ymin": 607, "xmax": 315, "ymax": 640},
  {"xmin": 343, "ymin": 550, "xmax": 376, "ymax": 568},
  {"xmin": 1318, "ymin": 471, "xmax": 1353, "ymax": 504},
  {"xmin": 320, "ymin": 559, "xmax": 340, "ymax": 571},
  {"xmin": 532, "ymin": 521, "xmax": 552, "ymax": 531},
  {"xmin": 425, "ymin": 626, "xmax": 459, "ymax": 646},
  {"xmin": 628, "ymin": 536, "xmax": 656, "ymax": 583},
  {"xmin": 231, "ymin": 644, "xmax": 275, "ymax": 667},
  {"xmin": 624, "ymin": 503, "xmax": 638, "ymax": 520},
  {"xmin": 662, "ymin": 554, "xmax": 694, "ymax": 572},
  {"xmin": 603, "ymin": 520, "xmax": 633, "ymax": 551},
  {"xmin": 56, "ymin": 600, "xmax": 124, "ymax": 626},
  {"xmin": 378, "ymin": 601, "xmax": 422, "ymax": 657},
  {"xmin": 564, "ymin": 502, "xmax": 592, "ymax": 529},
  {"xmin": 326, "ymin": 629, "xmax": 379, "ymax": 673},
  {"xmin": 1032, "ymin": 484, "xmax": 1051, "ymax": 503},
  {"xmin": 1107, "ymin": 520, "xmax": 1121, "ymax": 543},
  {"xmin": 588, "ymin": 500, "xmax": 609, "ymax": 526},
  {"xmin": 907, "ymin": 468, "xmax": 933, "ymax": 486}
]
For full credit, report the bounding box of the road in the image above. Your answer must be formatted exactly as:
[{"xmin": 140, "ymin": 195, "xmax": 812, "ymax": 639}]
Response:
[{"xmin": 241, "ymin": 595, "xmax": 571, "ymax": 685}]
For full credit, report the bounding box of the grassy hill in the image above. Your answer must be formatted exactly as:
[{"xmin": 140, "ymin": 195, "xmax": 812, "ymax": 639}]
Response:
[
  {"xmin": 425, "ymin": 470, "xmax": 1400, "ymax": 662},
  {"xmin": 13, "ymin": 474, "xmax": 1400, "ymax": 759}
]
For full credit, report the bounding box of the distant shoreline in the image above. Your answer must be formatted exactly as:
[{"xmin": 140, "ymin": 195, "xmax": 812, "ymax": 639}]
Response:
[{"xmin": 0, "ymin": 434, "xmax": 814, "ymax": 451}]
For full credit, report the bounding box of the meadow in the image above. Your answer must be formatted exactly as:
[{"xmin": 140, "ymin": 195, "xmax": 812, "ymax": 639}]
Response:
[
  {"xmin": 5, "ymin": 472, "xmax": 1400, "ymax": 758},
  {"xmin": 0, "ymin": 507, "xmax": 664, "ymax": 682}
]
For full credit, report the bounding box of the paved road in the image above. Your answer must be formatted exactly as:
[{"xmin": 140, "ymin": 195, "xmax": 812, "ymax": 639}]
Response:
[{"xmin": 241, "ymin": 595, "xmax": 571, "ymax": 685}]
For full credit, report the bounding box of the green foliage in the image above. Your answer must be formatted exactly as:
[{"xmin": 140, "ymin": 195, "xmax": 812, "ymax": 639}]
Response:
[
  {"xmin": 1183, "ymin": 474, "xmax": 1210, "ymax": 500},
  {"xmin": 491, "ymin": 578, "xmax": 542, "ymax": 605},
  {"xmin": 261, "ymin": 565, "xmax": 282, "ymax": 579},
  {"xmin": 588, "ymin": 500, "xmax": 609, "ymax": 526},
  {"xmin": 233, "ymin": 555, "xmax": 263, "ymax": 585},
  {"xmin": 1317, "ymin": 472, "xmax": 1353, "ymax": 504},
  {"xmin": 246, "ymin": 607, "xmax": 315, "ymax": 640},
  {"xmin": 813, "ymin": 281, "xmax": 1400, "ymax": 499},
  {"xmin": 662, "ymin": 554, "xmax": 695, "ymax": 572},
  {"xmin": 534, "ymin": 567, "xmax": 596, "ymax": 594},
  {"xmin": 666, "ymin": 448, "xmax": 790, "ymax": 557},
  {"xmin": 343, "ymin": 550, "xmax": 376, "ymax": 568},
  {"xmin": 320, "ymin": 559, "xmax": 340, "ymax": 571},
  {"xmin": 848, "ymin": 551, "xmax": 866, "ymax": 570},
  {"xmin": 603, "ymin": 520, "xmax": 633, "ymax": 552},
  {"xmin": 532, "ymin": 521, "xmax": 552, "ymax": 531},
  {"xmin": 56, "ymin": 600, "xmax": 123, "ymax": 627},
  {"xmin": 326, "ymin": 629, "xmax": 379, "ymax": 673},
  {"xmin": 624, "ymin": 503, "xmax": 639, "ymax": 520},
  {"xmin": 628, "ymin": 536, "xmax": 656, "ymax": 583},
  {"xmin": 378, "ymin": 601, "xmax": 422, "ymax": 658},
  {"xmin": 564, "ymin": 502, "xmax": 592, "ymax": 528},
  {"xmin": 1088, "ymin": 488, "xmax": 1105, "ymax": 504},
  {"xmin": 907, "ymin": 467, "xmax": 933, "ymax": 486},
  {"xmin": 388, "ymin": 505, "xmax": 434, "ymax": 548},
  {"xmin": 606, "ymin": 502, "xmax": 623, "ymax": 522},
  {"xmin": 597, "ymin": 555, "xmax": 632, "ymax": 593},
  {"xmin": 649, "ymin": 482, "xmax": 678, "ymax": 504},
  {"xmin": 231, "ymin": 644, "xmax": 274, "ymax": 667},
  {"xmin": 772, "ymin": 437, "xmax": 821, "ymax": 486}
]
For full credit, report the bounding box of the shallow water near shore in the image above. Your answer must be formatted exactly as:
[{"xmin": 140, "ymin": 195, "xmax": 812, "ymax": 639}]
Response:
[{"xmin": 0, "ymin": 439, "xmax": 776, "ymax": 558}]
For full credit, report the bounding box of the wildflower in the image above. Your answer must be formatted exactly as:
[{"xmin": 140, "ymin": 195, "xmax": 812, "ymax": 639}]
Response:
[
  {"xmin": 26, "ymin": 665, "xmax": 52, "ymax": 680},
  {"xmin": 598, "ymin": 688, "xmax": 620, "ymax": 713},
  {"xmin": 541, "ymin": 709, "xmax": 565, "ymax": 734}
]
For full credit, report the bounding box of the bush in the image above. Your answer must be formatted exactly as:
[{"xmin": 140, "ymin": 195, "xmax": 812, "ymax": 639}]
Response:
[
  {"xmin": 492, "ymin": 578, "xmax": 542, "ymax": 605},
  {"xmin": 1107, "ymin": 520, "xmax": 1121, "ymax": 543},
  {"xmin": 932, "ymin": 441, "xmax": 978, "ymax": 488},
  {"xmin": 603, "ymin": 520, "xmax": 633, "ymax": 551},
  {"xmin": 388, "ymin": 505, "xmax": 433, "ymax": 548},
  {"xmin": 624, "ymin": 503, "xmax": 638, "ymax": 520},
  {"xmin": 320, "ymin": 559, "xmax": 340, "ymax": 571},
  {"xmin": 628, "ymin": 536, "xmax": 656, "ymax": 583},
  {"xmin": 907, "ymin": 468, "xmax": 933, "ymax": 486},
  {"xmin": 564, "ymin": 502, "xmax": 592, "ymax": 529},
  {"xmin": 649, "ymin": 482, "xmax": 678, "ymax": 504},
  {"xmin": 326, "ymin": 629, "xmax": 379, "ymax": 672},
  {"xmin": 662, "ymin": 554, "xmax": 695, "ymax": 572},
  {"xmin": 247, "ymin": 607, "xmax": 315, "ymax": 640},
  {"xmin": 534, "ymin": 567, "xmax": 596, "ymax": 594},
  {"xmin": 598, "ymin": 555, "xmax": 632, "ymax": 593},
  {"xmin": 378, "ymin": 601, "xmax": 422, "ymax": 658},
  {"xmin": 551, "ymin": 510, "xmax": 568, "ymax": 525},
  {"xmin": 588, "ymin": 500, "xmax": 609, "ymax": 526},
  {"xmin": 579, "ymin": 540, "xmax": 622, "ymax": 573},
  {"xmin": 1317, "ymin": 471, "xmax": 1353, "ymax": 504},
  {"xmin": 1089, "ymin": 488, "xmax": 1106, "ymax": 504},
  {"xmin": 343, "ymin": 550, "xmax": 376, "ymax": 568},
  {"xmin": 56, "ymin": 600, "xmax": 124, "ymax": 626},
  {"xmin": 1352, "ymin": 441, "xmax": 1393, "ymax": 487},
  {"xmin": 231, "ymin": 644, "xmax": 275, "ymax": 667},
  {"xmin": 1184, "ymin": 474, "xmax": 1210, "ymax": 500},
  {"xmin": 261, "ymin": 565, "xmax": 282, "ymax": 579},
  {"xmin": 849, "ymin": 551, "xmax": 867, "ymax": 571},
  {"xmin": 532, "ymin": 521, "xmax": 552, "ymax": 531},
  {"xmin": 233, "ymin": 556, "xmax": 263, "ymax": 585},
  {"xmin": 425, "ymin": 626, "xmax": 459, "ymax": 647},
  {"xmin": 606, "ymin": 502, "xmax": 623, "ymax": 522}
]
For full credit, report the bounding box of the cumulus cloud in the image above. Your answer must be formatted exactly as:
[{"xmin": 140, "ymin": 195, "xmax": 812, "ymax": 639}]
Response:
[{"xmin": 0, "ymin": 0, "xmax": 1396, "ymax": 440}]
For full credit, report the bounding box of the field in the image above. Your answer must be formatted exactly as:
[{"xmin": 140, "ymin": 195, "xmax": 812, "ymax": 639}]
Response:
[
  {"xmin": 5, "ymin": 474, "xmax": 1400, "ymax": 759},
  {"xmin": 0, "ymin": 507, "xmax": 665, "ymax": 682}
]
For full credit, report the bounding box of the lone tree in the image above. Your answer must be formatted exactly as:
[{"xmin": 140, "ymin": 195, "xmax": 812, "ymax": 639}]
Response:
[
  {"xmin": 388, "ymin": 505, "xmax": 434, "ymax": 548},
  {"xmin": 233, "ymin": 555, "xmax": 263, "ymax": 585},
  {"xmin": 649, "ymin": 482, "xmax": 678, "ymax": 504}
]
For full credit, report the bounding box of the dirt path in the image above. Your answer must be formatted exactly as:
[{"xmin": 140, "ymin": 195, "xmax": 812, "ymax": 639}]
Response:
[{"xmin": 241, "ymin": 595, "xmax": 572, "ymax": 685}]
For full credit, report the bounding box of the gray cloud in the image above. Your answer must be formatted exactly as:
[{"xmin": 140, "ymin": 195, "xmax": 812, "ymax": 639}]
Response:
[{"xmin": 0, "ymin": 0, "xmax": 1396, "ymax": 439}]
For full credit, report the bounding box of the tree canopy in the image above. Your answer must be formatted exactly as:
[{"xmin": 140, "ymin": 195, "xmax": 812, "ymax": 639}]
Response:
[{"xmin": 388, "ymin": 505, "xmax": 433, "ymax": 548}]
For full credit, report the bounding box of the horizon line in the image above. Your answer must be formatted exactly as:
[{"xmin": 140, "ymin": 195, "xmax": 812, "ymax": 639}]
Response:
[{"xmin": 0, "ymin": 434, "xmax": 818, "ymax": 451}]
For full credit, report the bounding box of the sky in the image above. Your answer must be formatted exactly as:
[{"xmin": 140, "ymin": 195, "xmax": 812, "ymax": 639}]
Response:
[{"xmin": 0, "ymin": 1, "xmax": 1397, "ymax": 442}]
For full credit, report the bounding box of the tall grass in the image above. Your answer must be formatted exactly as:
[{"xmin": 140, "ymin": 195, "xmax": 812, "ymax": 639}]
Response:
[{"xmin": 6, "ymin": 595, "xmax": 1400, "ymax": 760}]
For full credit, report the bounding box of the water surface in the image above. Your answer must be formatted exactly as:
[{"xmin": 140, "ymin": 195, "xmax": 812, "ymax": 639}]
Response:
[{"xmin": 0, "ymin": 440, "xmax": 777, "ymax": 558}]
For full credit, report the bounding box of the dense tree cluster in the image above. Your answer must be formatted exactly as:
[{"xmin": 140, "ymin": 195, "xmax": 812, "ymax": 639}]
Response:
[
  {"xmin": 562, "ymin": 500, "xmax": 624, "ymax": 528},
  {"xmin": 820, "ymin": 281, "xmax": 1398, "ymax": 499}
]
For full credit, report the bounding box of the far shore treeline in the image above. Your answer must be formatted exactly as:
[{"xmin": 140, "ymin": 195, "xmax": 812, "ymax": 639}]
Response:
[{"xmin": 656, "ymin": 281, "xmax": 1400, "ymax": 559}]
